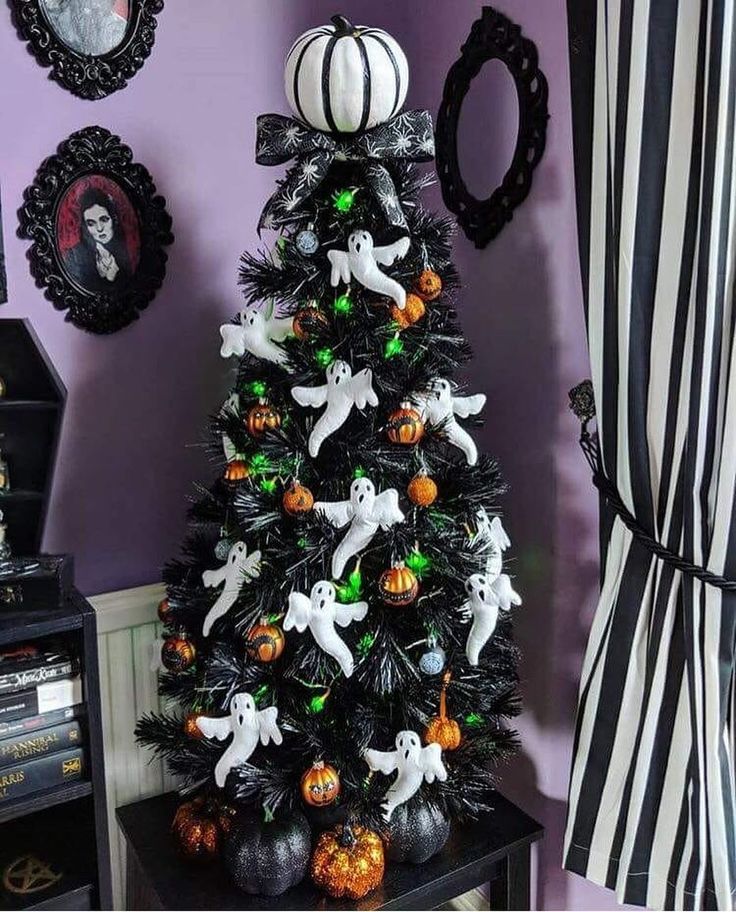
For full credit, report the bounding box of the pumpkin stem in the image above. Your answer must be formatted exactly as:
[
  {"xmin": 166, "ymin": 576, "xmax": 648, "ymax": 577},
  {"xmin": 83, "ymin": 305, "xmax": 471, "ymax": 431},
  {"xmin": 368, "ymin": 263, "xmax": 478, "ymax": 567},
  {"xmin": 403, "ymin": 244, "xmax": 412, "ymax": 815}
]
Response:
[
  {"xmin": 340, "ymin": 822, "xmax": 357, "ymax": 847},
  {"xmin": 331, "ymin": 14, "xmax": 356, "ymax": 36},
  {"xmin": 439, "ymin": 670, "xmax": 452, "ymax": 719}
]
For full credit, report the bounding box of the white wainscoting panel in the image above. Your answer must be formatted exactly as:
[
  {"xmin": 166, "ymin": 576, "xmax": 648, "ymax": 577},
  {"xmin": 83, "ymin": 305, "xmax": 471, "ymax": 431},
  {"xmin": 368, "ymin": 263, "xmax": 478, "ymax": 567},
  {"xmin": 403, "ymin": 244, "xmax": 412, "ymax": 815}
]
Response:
[{"xmin": 92, "ymin": 583, "xmax": 173, "ymax": 911}]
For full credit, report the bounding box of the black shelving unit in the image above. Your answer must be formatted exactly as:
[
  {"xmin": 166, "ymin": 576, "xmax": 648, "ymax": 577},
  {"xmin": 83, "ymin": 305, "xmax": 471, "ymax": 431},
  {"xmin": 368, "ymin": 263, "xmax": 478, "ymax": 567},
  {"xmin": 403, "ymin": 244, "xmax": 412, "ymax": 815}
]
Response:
[
  {"xmin": 0, "ymin": 319, "xmax": 65, "ymax": 556},
  {"xmin": 0, "ymin": 319, "xmax": 112, "ymax": 910}
]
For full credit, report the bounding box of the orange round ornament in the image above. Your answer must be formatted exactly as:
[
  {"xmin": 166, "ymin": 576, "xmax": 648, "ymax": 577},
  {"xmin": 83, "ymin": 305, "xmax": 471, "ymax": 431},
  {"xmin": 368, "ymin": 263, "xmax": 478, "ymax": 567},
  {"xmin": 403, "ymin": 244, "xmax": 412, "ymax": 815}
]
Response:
[
  {"xmin": 407, "ymin": 471, "xmax": 438, "ymax": 507},
  {"xmin": 246, "ymin": 400, "xmax": 281, "ymax": 437},
  {"xmin": 283, "ymin": 481, "xmax": 314, "ymax": 515},
  {"xmin": 157, "ymin": 597, "xmax": 172, "ymax": 624},
  {"xmin": 300, "ymin": 760, "xmax": 341, "ymax": 807},
  {"xmin": 293, "ymin": 303, "xmax": 328, "ymax": 340},
  {"xmin": 415, "ymin": 269, "xmax": 443, "ymax": 301},
  {"xmin": 386, "ymin": 402, "xmax": 424, "ymax": 445},
  {"xmin": 379, "ymin": 562, "xmax": 419, "ymax": 607},
  {"xmin": 245, "ymin": 621, "xmax": 285, "ymax": 662},
  {"xmin": 161, "ymin": 635, "xmax": 196, "ymax": 673}
]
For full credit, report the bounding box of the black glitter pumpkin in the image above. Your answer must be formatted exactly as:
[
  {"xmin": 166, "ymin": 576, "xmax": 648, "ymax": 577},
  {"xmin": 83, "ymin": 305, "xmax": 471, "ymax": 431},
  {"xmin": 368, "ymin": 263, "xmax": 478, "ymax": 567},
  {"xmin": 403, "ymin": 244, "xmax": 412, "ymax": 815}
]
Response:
[
  {"xmin": 225, "ymin": 809, "xmax": 311, "ymax": 896},
  {"xmin": 386, "ymin": 799, "xmax": 450, "ymax": 864}
]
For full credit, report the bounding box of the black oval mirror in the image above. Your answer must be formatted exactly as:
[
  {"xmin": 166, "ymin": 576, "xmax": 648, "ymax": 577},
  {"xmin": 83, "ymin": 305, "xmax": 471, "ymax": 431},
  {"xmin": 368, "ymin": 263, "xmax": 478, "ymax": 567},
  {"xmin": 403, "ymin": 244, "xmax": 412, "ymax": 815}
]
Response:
[{"xmin": 436, "ymin": 6, "xmax": 549, "ymax": 249}]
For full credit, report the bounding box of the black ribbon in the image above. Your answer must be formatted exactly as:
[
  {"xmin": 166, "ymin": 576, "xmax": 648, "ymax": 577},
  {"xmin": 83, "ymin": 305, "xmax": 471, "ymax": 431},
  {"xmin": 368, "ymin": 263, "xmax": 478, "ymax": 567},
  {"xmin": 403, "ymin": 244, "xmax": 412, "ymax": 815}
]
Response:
[{"xmin": 255, "ymin": 110, "xmax": 436, "ymax": 232}]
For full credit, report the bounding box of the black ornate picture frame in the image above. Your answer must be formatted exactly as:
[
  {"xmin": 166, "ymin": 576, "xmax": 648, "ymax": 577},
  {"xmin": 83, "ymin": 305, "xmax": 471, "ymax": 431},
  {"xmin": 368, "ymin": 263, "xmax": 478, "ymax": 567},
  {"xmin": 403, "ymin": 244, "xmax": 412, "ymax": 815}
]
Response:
[
  {"xmin": 10, "ymin": 0, "xmax": 164, "ymax": 100},
  {"xmin": 19, "ymin": 126, "xmax": 174, "ymax": 334},
  {"xmin": 435, "ymin": 6, "xmax": 549, "ymax": 249}
]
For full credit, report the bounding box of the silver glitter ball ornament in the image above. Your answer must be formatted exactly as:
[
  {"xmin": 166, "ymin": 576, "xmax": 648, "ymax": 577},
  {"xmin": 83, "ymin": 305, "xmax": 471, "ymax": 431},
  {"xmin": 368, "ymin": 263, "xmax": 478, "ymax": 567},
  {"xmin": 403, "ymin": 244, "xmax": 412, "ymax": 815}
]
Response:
[
  {"xmin": 419, "ymin": 645, "xmax": 446, "ymax": 676},
  {"xmin": 214, "ymin": 537, "xmax": 232, "ymax": 561},
  {"xmin": 295, "ymin": 229, "xmax": 319, "ymax": 256}
]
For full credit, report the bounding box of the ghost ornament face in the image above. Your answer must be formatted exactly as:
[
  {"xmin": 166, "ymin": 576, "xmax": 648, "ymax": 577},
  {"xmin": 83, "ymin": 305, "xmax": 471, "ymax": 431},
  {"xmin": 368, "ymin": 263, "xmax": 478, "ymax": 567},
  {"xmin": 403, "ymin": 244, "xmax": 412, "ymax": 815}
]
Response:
[
  {"xmin": 232, "ymin": 692, "xmax": 257, "ymax": 727},
  {"xmin": 396, "ymin": 730, "xmax": 421, "ymax": 764},
  {"xmin": 348, "ymin": 230, "xmax": 374, "ymax": 257}
]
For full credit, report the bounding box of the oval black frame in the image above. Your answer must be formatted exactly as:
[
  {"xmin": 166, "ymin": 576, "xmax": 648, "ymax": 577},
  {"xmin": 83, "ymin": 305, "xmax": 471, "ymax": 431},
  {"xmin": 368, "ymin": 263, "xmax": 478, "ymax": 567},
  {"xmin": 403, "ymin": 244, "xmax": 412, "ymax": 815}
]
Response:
[
  {"xmin": 435, "ymin": 6, "xmax": 549, "ymax": 249},
  {"xmin": 19, "ymin": 125, "xmax": 174, "ymax": 334},
  {"xmin": 10, "ymin": 0, "xmax": 164, "ymax": 100}
]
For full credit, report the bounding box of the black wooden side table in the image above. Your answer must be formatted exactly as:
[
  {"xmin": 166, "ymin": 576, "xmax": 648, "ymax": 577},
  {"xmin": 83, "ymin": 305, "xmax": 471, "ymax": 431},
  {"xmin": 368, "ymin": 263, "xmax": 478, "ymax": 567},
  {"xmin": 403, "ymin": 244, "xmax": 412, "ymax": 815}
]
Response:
[{"xmin": 117, "ymin": 791, "xmax": 543, "ymax": 911}]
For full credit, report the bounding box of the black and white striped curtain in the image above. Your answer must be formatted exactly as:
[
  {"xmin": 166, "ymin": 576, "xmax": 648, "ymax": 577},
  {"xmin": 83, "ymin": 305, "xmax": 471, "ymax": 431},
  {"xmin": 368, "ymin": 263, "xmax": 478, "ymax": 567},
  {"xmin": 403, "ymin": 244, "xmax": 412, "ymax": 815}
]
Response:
[{"xmin": 565, "ymin": 1, "xmax": 736, "ymax": 909}]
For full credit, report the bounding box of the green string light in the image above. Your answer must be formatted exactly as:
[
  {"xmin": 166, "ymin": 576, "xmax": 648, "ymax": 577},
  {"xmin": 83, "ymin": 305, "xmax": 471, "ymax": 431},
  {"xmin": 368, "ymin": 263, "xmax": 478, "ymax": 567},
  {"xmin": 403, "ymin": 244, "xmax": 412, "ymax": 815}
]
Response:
[
  {"xmin": 297, "ymin": 536, "xmax": 308, "ymax": 549},
  {"xmin": 332, "ymin": 188, "xmax": 355, "ymax": 212},
  {"xmin": 384, "ymin": 334, "xmax": 404, "ymax": 359},
  {"xmin": 260, "ymin": 477, "xmax": 277, "ymax": 495},
  {"xmin": 405, "ymin": 549, "xmax": 432, "ymax": 578},
  {"xmin": 315, "ymin": 347, "xmax": 335, "ymax": 368},
  {"xmin": 333, "ymin": 293, "xmax": 353, "ymax": 315},
  {"xmin": 250, "ymin": 453, "xmax": 271, "ymax": 474},
  {"xmin": 308, "ymin": 691, "xmax": 329, "ymax": 714},
  {"xmin": 337, "ymin": 568, "xmax": 363, "ymax": 603},
  {"xmin": 357, "ymin": 632, "xmax": 376, "ymax": 656},
  {"xmin": 353, "ymin": 465, "xmax": 367, "ymax": 478},
  {"xmin": 465, "ymin": 712, "xmax": 484, "ymax": 727},
  {"xmin": 247, "ymin": 380, "xmax": 268, "ymax": 398},
  {"xmin": 267, "ymin": 613, "xmax": 281, "ymax": 624},
  {"xmin": 253, "ymin": 684, "xmax": 270, "ymax": 704}
]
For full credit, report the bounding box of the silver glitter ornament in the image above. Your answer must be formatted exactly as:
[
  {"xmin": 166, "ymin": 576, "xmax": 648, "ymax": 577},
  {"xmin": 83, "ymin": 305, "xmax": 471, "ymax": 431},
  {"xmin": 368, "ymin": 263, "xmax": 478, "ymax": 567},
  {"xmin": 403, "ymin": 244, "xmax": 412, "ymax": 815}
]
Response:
[
  {"xmin": 295, "ymin": 229, "xmax": 319, "ymax": 256},
  {"xmin": 418, "ymin": 644, "xmax": 446, "ymax": 676}
]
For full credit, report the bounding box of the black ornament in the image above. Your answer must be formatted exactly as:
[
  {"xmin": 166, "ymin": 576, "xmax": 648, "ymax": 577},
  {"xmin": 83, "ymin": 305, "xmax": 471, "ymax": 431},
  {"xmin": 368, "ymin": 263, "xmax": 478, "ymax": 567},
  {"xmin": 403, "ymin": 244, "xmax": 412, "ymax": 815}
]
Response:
[
  {"xmin": 10, "ymin": 0, "xmax": 165, "ymax": 100},
  {"xmin": 386, "ymin": 799, "xmax": 451, "ymax": 864},
  {"xmin": 224, "ymin": 809, "xmax": 311, "ymax": 897},
  {"xmin": 295, "ymin": 229, "xmax": 319, "ymax": 256},
  {"xmin": 568, "ymin": 379, "xmax": 596, "ymax": 425},
  {"xmin": 419, "ymin": 644, "xmax": 447, "ymax": 676},
  {"xmin": 436, "ymin": 6, "xmax": 549, "ymax": 248},
  {"xmin": 18, "ymin": 126, "xmax": 174, "ymax": 334}
]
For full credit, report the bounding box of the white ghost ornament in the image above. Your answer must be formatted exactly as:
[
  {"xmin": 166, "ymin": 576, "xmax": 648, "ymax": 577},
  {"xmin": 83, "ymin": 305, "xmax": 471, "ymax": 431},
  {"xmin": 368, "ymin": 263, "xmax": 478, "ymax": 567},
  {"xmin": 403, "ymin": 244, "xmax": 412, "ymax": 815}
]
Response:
[
  {"xmin": 196, "ymin": 692, "xmax": 282, "ymax": 789},
  {"xmin": 364, "ymin": 729, "xmax": 448, "ymax": 821},
  {"xmin": 315, "ymin": 476, "xmax": 405, "ymax": 579},
  {"xmin": 327, "ymin": 229, "xmax": 410, "ymax": 308},
  {"xmin": 284, "ymin": 580, "xmax": 368, "ymax": 677},
  {"xmin": 472, "ymin": 507, "xmax": 511, "ymax": 578},
  {"xmin": 413, "ymin": 378, "xmax": 486, "ymax": 466},
  {"xmin": 201, "ymin": 542, "xmax": 262, "ymax": 637},
  {"xmin": 219, "ymin": 302, "xmax": 292, "ymax": 364},
  {"xmin": 291, "ymin": 360, "xmax": 378, "ymax": 458},
  {"xmin": 459, "ymin": 572, "xmax": 522, "ymax": 665}
]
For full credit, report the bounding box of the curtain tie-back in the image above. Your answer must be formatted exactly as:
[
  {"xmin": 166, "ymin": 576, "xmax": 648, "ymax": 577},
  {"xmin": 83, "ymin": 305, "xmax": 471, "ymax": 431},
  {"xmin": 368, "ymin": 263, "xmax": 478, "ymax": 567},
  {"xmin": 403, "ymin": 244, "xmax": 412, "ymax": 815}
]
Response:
[{"xmin": 569, "ymin": 380, "xmax": 736, "ymax": 593}]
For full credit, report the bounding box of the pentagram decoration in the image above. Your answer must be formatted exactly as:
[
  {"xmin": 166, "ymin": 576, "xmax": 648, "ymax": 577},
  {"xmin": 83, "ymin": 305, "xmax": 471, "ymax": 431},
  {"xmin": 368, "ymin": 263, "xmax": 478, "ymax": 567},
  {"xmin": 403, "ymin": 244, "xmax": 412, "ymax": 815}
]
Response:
[
  {"xmin": 2, "ymin": 855, "xmax": 62, "ymax": 896},
  {"xmin": 10, "ymin": 0, "xmax": 165, "ymax": 100},
  {"xmin": 19, "ymin": 125, "xmax": 174, "ymax": 334},
  {"xmin": 435, "ymin": 6, "xmax": 549, "ymax": 248}
]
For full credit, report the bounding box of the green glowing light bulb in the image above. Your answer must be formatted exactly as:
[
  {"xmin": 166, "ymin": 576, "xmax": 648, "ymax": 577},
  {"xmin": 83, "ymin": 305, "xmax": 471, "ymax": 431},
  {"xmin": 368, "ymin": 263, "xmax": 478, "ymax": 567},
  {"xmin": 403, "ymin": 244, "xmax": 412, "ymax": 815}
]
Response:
[
  {"xmin": 465, "ymin": 712, "xmax": 484, "ymax": 727},
  {"xmin": 406, "ymin": 549, "xmax": 432, "ymax": 577},
  {"xmin": 260, "ymin": 477, "xmax": 277, "ymax": 494},
  {"xmin": 250, "ymin": 453, "xmax": 270, "ymax": 474},
  {"xmin": 333, "ymin": 293, "xmax": 353, "ymax": 315},
  {"xmin": 353, "ymin": 466, "xmax": 367, "ymax": 478},
  {"xmin": 315, "ymin": 347, "xmax": 335, "ymax": 368},
  {"xmin": 308, "ymin": 692, "xmax": 328, "ymax": 714},
  {"xmin": 333, "ymin": 188, "xmax": 355, "ymax": 212},
  {"xmin": 384, "ymin": 334, "xmax": 404, "ymax": 359},
  {"xmin": 248, "ymin": 380, "xmax": 268, "ymax": 398}
]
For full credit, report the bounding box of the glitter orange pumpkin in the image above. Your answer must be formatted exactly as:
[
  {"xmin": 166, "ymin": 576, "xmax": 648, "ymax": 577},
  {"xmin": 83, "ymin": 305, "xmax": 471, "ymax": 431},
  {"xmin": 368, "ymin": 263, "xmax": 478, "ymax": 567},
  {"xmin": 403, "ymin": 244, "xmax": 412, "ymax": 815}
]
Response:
[{"xmin": 310, "ymin": 822, "xmax": 385, "ymax": 899}]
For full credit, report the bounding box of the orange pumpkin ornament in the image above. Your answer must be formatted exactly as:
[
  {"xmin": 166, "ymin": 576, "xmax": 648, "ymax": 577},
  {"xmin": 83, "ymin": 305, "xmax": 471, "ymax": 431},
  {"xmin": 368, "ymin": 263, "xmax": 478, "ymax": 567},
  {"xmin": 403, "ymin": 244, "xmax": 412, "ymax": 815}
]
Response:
[
  {"xmin": 223, "ymin": 459, "xmax": 250, "ymax": 485},
  {"xmin": 391, "ymin": 293, "xmax": 426, "ymax": 330},
  {"xmin": 407, "ymin": 471, "xmax": 438, "ymax": 507},
  {"xmin": 283, "ymin": 481, "xmax": 314, "ymax": 515},
  {"xmin": 379, "ymin": 562, "xmax": 419, "ymax": 607},
  {"xmin": 246, "ymin": 400, "xmax": 281, "ymax": 437},
  {"xmin": 415, "ymin": 269, "xmax": 443, "ymax": 302},
  {"xmin": 161, "ymin": 634, "xmax": 196, "ymax": 673},
  {"xmin": 386, "ymin": 402, "xmax": 424, "ymax": 445},
  {"xmin": 246, "ymin": 620, "xmax": 285, "ymax": 662},
  {"xmin": 172, "ymin": 795, "xmax": 236, "ymax": 860},
  {"xmin": 293, "ymin": 302, "xmax": 328, "ymax": 340},
  {"xmin": 301, "ymin": 760, "xmax": 341, "ymax": 807},
  {"xmin": 310, "ymin": 822, "xmax": 385, "ymax": 899},
  {"xmin": 424, "ymin": 671, "xmax": 461, "ymax": 751}
]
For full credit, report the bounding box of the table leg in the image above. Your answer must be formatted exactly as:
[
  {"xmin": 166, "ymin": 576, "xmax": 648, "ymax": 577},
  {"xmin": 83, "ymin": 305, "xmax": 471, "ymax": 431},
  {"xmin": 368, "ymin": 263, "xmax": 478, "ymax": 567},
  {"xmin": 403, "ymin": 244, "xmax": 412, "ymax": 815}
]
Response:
[{"xmin": 487, "ymin": 845, "xmax": 531, "ymax": 910}]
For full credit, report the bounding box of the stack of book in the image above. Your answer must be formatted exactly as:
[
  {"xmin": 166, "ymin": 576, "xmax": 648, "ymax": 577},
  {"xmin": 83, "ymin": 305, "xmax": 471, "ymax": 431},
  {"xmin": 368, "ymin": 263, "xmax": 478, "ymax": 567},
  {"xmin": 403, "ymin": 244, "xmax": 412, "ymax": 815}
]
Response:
[{"xmin": 0, "ymin": 642, "xmax": 84, "ymax": 804}]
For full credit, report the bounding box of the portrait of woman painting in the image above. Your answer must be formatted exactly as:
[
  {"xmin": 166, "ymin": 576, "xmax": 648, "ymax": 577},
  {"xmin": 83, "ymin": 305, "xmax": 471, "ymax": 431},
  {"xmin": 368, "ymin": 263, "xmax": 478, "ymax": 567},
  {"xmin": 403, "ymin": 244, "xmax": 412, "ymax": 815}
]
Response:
[
  {"xmin": 56, "ymin": 176, "xmax": 140, "ymax": 296},
  {"xmin": 19, "ymin": 126, "xmax": 173, "ymax": 334},
  {"xmin": 40, "ymin": 0, "xmax": 130, "ymax": 57}
]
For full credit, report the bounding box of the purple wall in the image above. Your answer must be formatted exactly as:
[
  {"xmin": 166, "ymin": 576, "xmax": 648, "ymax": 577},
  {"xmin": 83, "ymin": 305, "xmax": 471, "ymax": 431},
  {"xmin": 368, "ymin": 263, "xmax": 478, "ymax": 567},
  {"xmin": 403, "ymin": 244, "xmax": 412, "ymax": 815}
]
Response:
[{"xmin": 0, "ymin": 3, "xmax": 618, "ymax": 909}]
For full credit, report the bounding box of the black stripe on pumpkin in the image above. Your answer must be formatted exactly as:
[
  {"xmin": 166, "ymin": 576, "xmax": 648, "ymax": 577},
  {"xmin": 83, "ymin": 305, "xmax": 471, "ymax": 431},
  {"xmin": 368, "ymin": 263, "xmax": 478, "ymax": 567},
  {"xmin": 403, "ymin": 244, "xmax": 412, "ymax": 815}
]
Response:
[
  {"xmin": 355, "ymin": 36, "xmax": 372, "ymax": 133},
  {"xmin": 321, "ymin": 35, "xmax": 340, "ymax": 133},
  {"xmin": 370, "ymin": 34, "xmax": 402, "ymax": 119},
  {"xmin": 293, "ymin": 33, "xmax": 325, "ymax": 126}
]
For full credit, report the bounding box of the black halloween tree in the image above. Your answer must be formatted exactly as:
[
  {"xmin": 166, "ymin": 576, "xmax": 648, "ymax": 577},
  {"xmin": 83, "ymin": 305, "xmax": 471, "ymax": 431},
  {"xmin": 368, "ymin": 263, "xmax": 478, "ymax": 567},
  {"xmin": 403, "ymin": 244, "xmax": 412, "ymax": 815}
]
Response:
[{"xmin": 137, "ymin": 14, "xmax": 521, "ymax": 899}]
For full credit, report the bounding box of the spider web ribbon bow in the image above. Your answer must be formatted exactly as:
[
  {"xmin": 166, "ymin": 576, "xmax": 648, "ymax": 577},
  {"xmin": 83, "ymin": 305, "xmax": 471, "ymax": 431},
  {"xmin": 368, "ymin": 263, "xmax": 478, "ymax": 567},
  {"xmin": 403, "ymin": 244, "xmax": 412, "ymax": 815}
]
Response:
[{"xmin": 255, "ymin": 110, "xmax": 435, "ymax": 232}]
